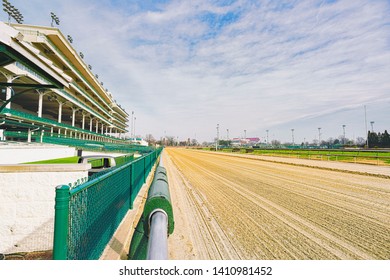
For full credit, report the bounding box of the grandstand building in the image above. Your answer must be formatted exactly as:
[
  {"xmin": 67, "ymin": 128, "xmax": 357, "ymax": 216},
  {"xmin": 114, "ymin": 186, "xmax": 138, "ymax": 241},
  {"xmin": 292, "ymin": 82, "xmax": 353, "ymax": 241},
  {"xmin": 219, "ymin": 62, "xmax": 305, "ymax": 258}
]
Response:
[{"xmin": 0, "ymin": 21, "xmax": 129, "ymax": 144}]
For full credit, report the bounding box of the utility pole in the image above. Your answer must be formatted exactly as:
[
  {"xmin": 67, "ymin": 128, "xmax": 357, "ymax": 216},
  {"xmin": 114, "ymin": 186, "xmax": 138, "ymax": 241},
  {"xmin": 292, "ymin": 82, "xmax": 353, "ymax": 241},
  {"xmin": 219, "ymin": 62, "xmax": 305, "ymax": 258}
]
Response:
[
  {"xmin": 318, "ymin": 127, "xmax": 321, "ymax": 146},
  {"xmin": 342, "ymin": 125, "xmax": 346, "ymax": 145},
  {"xmin": 364, "ymin": 105, "xmax": 368, "ymax": 148},
  {"xmin": 291, "ymin": 129, "xmax": 295, "ymax": 145},
  {"xmin": 216, "ymin": 124, "xmax": 219, "ymax": 151}
]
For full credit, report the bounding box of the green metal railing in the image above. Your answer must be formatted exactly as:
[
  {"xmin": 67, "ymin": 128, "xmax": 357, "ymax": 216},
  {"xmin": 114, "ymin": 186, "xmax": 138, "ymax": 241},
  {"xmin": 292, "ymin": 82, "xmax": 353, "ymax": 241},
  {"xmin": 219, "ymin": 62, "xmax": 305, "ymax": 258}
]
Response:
[
  {"xmin": 1, "ymin": 108, "xmax": 126, "ymax": 143},
  {"xmin": 52, "ymin": 148, "xmax": 162, "ymax": 260}
]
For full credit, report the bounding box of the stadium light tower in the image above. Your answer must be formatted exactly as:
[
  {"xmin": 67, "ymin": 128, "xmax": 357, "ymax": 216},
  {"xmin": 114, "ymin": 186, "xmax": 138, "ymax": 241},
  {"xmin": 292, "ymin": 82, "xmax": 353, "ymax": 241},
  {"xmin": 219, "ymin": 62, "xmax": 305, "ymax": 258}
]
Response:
[
  {"xmin": 216, "ymin": 124, "xmax": 219, "ymax": 151},
  {"xmin": 3, "ymin": 0, "xmax": 24, "ymax": 24},
  {"xmin": 50, "ymin": 12, "xmax": 60, "ymax": 27},
  {"xmin": 318, "ymin": 127, "xmax": 321, "ymax": 146},
  {"xmin": 342, "ymin": 125, "xmax": 346, "ymax": 145},
  {"xmin": 291, "ymin": 129, "xmax": 295, "ymax": 145},
  {"xmin": 370, "ymin": 121, "xmax": 375, "ymax": 132}
]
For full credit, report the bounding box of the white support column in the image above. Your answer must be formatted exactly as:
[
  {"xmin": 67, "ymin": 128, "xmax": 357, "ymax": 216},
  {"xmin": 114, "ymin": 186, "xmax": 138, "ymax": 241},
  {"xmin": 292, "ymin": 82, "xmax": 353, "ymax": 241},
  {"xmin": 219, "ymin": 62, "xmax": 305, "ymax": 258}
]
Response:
[
  {"xmin": 4, "ymin": 75, "xmax": 22, "ymax": 110},
  {"xmin": 5, "ymin": 86, "xmax": 12, "ymax": 109},
  {"xmin": 37, "ymin": 90, "xmax": 48, "ymax": 118},
  {"xmin": 27, "ymin": 129, "xmax": 31, "ymax": 143},
  {"xmin": 101, "ymin": 123, "xmax": 104, "ymax": 134},
  {"xmin": 71, "ymin": 108, "xmax": 77, "ymax": 127},
  {"xmin": 89, "ymin": 118, "xmax": 93, "ymax": 132},
  {"xmin": 58, "ymin": 102, "xmax": 63, "ymax": 123},
  {"xmin": 82, "ymin": 113, "xmax": 87, "ymax": 130},
  {"xmin": 38, "ymin": 92, "xmax": 43, "ymax": 117},
  {"xmin": 95, "ymin": 119, "xmax": 99, "ymax": 133}
]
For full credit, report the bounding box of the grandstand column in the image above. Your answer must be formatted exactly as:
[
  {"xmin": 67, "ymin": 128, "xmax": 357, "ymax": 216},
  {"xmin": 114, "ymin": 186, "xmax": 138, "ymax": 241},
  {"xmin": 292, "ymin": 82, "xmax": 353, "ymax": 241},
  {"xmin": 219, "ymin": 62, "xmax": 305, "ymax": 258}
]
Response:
[
  {"xmin": 5, "ymin": 86, "xmax": 12, "ymax": 109},
  {"xmin": 82, "ymin": 112, "xmax": 88, "ymax": 130},
  {"xmin": 57, "ymin": 101, "xmax": 65, "ymax": 123},
  {"xmin": 36, "ymin": 89, "xmax": 48, "ymax": 118},
  {"xmin": 89, "ymin": 117, "xmax": 93, "ymax": 132},
  {"xmin": 3, "ymin": 75, "xmax": 23, "ymax": 110},
  {"xmin": 95, "ymin": 119, "xmax": 99, "ymax": 133},
  {"xmin": 101, "ymin": 123, "xmax": 104, "ymax": 134},
  {"xmin": 71, "ymin": 107, "xmax": 78, "ymax": 127},
  {"xmin": 27, "ymin": 129, "xmax": 31, "ymax": 142}
]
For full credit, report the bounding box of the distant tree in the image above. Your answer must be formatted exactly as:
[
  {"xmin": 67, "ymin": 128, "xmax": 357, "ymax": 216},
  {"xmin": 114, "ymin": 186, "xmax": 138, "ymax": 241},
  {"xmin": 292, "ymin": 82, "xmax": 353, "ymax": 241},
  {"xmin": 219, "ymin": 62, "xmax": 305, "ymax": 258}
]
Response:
[
  {"xmin": 368, "ymin": 131, "xmax": 379, "ymax": 148},
  {"xmin": 271, "ymin": 139, "xmax": 281, "ymax": 146},
  {"xmin": 367, "ymin": 130, "xmax": 390, "ymax": 148},
  {"xmin": 382, "ymin": 130, "xmax": 390, "ymax": 147},
  {"xmin": 218, "ymin": 140, "xmax": 231, "ymax": 147},
  {"xmin": 145, "ymin": 134, "xmax": 156, "ymax": 146},
  {"xmin": 191, "ymin": 138, "xmax": 198, "ymax": 146},
  {"xmin": 356, "ymin": 137, "xmax": 366, "ymax": 146},
  {"xmin": 165, "ymin": 136, "xmax": 176, "ymax": 146}
]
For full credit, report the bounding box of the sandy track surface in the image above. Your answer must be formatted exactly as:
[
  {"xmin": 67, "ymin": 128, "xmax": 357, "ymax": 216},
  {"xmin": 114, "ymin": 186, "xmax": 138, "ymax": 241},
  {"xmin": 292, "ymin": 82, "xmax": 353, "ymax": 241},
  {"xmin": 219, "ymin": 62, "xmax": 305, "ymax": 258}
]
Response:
[{"xmin": 164, "ymin": 148, "xmax": 390, "ymax": 260}]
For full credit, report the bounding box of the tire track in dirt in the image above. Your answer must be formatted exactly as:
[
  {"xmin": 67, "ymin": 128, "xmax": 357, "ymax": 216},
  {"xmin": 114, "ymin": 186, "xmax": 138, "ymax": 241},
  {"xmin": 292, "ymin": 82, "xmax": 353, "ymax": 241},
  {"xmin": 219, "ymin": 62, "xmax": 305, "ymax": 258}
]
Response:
[
  {"xmin": 165, "ymin": 148, "xmax": 390, "ymax": 260},
  {"xmin": 164, "ymin": 152, "xmax": 240, "ymax": 259}
]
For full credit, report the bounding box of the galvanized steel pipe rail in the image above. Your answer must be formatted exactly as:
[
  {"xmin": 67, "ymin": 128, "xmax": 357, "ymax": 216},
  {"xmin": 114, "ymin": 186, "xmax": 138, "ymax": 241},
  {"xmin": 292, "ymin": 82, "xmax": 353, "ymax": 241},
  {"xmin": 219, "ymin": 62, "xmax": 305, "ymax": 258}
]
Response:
[
  {"xmin": 129, "ymin": 155, "xmax": 175, "ymax": 260},
  {"xmin": 147, "ymin": 210, "xmax": 168, "ymax": 259},
  {"xmin": 147, "ymin": 156, "xmax": 168, "ymax": 259}
]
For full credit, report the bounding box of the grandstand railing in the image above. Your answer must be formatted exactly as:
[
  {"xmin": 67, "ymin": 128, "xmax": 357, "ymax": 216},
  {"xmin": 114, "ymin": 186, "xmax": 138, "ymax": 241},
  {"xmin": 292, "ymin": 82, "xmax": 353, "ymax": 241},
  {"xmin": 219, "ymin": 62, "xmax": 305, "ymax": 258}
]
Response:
[
  {"xmin": 52, "ymin": 148, "xmax": 162, "ymax": 260},
  {"xmin": 1, "ymin": 108, "xmax": 124, "ymax": 143},
  {"xmin": 3, "ymin": 129, "xmax": 154, "ymax": 154}
]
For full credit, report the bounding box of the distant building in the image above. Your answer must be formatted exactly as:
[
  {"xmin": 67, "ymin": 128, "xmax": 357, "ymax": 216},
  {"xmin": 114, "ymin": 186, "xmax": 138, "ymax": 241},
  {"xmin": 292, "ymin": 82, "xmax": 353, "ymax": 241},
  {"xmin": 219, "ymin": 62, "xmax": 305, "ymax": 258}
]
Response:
[
  {"xmin": 128, "ymin": 137, "xmax": 148, "ymax": 146},
  {"xmin": 231, "ymin": 137, "xmax": 261, "ymax": 147}
]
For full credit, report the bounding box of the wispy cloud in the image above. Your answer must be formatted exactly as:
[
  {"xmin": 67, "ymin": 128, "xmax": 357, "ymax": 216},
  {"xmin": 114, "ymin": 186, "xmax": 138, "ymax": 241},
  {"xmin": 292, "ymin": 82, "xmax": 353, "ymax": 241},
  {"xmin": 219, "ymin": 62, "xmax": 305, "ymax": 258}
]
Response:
[{"xmin": 10, "ymin": 0, "xmax": 390, "ymax": 142}]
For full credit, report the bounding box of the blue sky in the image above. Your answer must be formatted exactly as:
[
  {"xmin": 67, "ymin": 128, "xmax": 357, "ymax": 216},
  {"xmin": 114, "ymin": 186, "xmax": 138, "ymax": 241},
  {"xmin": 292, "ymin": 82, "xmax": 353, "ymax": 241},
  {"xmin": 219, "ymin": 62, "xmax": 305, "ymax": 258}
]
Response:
[{"xmin": 5, "ymin": 0, "xmax": 390, "ymax": 143}]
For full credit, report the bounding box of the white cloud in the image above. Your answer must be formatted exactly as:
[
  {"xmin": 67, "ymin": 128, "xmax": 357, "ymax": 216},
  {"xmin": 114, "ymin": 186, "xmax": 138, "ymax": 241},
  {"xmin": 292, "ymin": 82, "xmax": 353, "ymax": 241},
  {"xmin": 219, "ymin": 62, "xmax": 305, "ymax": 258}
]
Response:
[{"xmin": 9, "ymin": 0, "xmax": 390, "ymax": 143}]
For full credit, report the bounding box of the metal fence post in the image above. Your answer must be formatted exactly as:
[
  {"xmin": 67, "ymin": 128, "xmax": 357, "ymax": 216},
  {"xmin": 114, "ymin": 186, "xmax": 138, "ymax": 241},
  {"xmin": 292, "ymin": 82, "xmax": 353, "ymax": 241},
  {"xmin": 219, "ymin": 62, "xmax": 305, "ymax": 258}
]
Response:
[
  {"xmin": 53, "ymin": 184, "xmax": 70, "ymax": 260},
  {"xmin": 143, "ymin": 156, "xmax": 146, "ymax": 183},
  {"xmin": 129, "ymin": 163, "xmax": 134, "ymax": 209}
]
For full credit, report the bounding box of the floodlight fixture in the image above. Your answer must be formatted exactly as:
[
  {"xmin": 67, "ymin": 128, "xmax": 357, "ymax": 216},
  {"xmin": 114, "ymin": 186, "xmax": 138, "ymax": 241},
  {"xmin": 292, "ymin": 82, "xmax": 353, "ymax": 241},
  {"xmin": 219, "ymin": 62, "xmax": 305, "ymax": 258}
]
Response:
[
  {"xmin": 67, "ymin": 35, "xmax": 73, "ymax": 43},
  {"xmin": 50, "ymin": 12, "xmax": 60, "ymax": 26},
  {"xmin": 3, "ymin": 0, "xmax": 23, "ymax": 24}
]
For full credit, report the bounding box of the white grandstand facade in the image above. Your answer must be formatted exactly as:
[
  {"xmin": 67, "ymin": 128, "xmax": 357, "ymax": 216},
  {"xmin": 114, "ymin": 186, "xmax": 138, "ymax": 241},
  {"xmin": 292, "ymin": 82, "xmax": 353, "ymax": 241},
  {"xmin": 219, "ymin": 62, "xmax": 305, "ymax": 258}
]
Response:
[{"xmin": 0, "ymin": 21, "xmax": 129, "ymax": 143}]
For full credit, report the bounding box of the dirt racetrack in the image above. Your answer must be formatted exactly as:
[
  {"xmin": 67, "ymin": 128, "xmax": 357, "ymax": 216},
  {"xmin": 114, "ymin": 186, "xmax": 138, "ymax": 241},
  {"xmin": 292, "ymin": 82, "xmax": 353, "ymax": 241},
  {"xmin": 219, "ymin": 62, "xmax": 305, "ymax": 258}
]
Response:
[{"xmin": 163, "ymin": 148, "xmax": 390, "ymax": 260}]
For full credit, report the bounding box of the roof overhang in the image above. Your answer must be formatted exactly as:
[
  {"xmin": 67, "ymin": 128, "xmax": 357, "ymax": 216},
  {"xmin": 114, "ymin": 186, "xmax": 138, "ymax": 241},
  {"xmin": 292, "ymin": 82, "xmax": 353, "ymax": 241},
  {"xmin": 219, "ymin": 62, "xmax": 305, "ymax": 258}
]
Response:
[{"xmin": 0, "ymin": 43, "xmax": 63, "ymax": 89}]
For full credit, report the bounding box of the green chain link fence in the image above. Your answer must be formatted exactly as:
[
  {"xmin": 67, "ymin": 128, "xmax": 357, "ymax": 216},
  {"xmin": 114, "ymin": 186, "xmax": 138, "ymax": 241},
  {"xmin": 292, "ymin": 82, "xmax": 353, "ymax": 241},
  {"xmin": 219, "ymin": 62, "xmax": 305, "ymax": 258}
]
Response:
[{"xmin": 52, "ymin": 148, "xmax": 162, "ymax": 260}]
